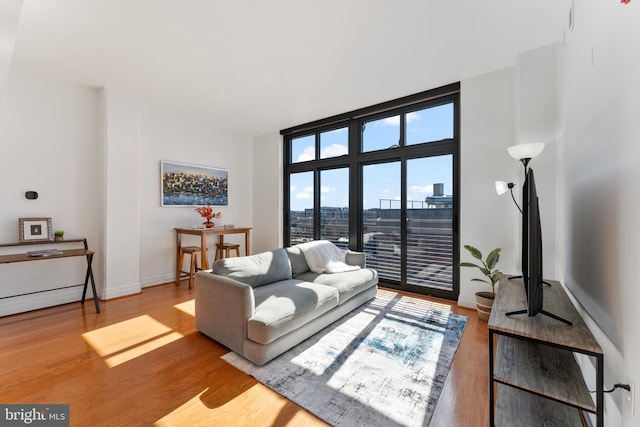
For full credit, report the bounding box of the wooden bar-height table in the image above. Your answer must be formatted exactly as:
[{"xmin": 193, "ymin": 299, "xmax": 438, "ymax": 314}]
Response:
[{"xmin": 174, "ymin": 226, "xmax": 251, "ymax": 284}]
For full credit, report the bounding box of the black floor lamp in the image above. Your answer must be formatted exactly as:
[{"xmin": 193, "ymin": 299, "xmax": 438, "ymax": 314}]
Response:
[{"xmin": 496, "ymin": 142, "xmax": 545, "ymax": 281}]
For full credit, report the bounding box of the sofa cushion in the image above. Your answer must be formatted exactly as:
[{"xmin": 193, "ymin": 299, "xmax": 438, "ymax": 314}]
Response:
[
  {"xmin": 285, "ymin": 246, "xmax": 310, "ymax": 277},
  {"xmin": 295, "ymin": 268, "xmax": 378, "ymax": 305},
  {"xmin": 296, "ymin": 240, "xmax": 360, "ymax": 274},
  {"xmin": 247, "ymin": 280, "xmax": 339, "ymax": 345},
  {"xmin": 212, "ymin": 248, "xmax": 292, "ymax": 288}
]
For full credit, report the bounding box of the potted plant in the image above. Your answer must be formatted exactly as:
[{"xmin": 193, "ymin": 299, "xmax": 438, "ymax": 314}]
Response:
[
  {"xmin": 54, "ymin": 230, "xmax": 65, "ymax": 241},
  {"xmin": 460, "ymin": 245, "xmax": 503, "ymax": 321},
  {"xmin": 195, "ymin": 205, "xmax": 221, "ymax": 228}
]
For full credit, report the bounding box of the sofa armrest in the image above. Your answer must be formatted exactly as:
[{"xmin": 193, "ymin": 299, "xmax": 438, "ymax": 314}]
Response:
[
  {"xmin": 195, "ymin": 271, "xmax": 255, "ymax": 356},
  {"xmin": 345, "ymin": 250, "xmax": 366, "ymax": 268}
]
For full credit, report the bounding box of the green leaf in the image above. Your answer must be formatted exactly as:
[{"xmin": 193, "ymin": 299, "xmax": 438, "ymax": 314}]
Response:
[
  {"xmin": 459, "ymin": 262, "xmax": 482, "ymax": 269},
  {"xmin": 471, "ymin": 278, "xmax": 490, "ymax": 285},
  {"xmin": 486, "ymin": 248, "xmax": 501, "ymax": 270},
  {"xmin": 491, "ymin": 271, "xmax": 503, "ymax": 284},
  {"xmin": 464, "ymin": 245, "xmax": 482, "ymax": 260}
]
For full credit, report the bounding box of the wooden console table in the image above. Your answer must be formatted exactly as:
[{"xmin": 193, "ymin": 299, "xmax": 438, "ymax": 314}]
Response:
[
  {"xmin": 488, "ymin": 276, "xmax": 603, "ymax": 426},
  {"xmin": 0, "ymin": 238, "xmax": 100, "ymax": 313},
  {"xmin": 174, "ymin": 226, "xmax": 251, "ymax": 283}
]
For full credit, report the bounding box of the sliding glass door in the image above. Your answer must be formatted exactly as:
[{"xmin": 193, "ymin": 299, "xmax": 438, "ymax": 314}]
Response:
[
  {"xmin": 362, "ymin": 161, "xmax": 401, "ymax": 281},
  {"xmin": 406, "ymin": 155, "xmax": 454, "ymax": 291},
  {"xmin": 360, "ymin": 155, "xmax": 454, "ymax": 296}
]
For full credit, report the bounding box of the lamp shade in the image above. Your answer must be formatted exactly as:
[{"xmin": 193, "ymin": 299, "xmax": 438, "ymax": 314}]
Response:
[
  {"xmin": 495, "ymin": 181, "xmax": 509, "ymax": 195},
  {"xmin": 507, "ymin": 143, "xmax": 545, "ymax": 160}
]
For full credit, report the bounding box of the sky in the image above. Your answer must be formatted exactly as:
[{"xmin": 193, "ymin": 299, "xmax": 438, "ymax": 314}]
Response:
[
  {"xmin": 289, "ymin": 103, "xmax": 454, "ymax": 211},
  {"xmin": 161, "ymin": 160, "xmax": 228, "ymax": 179}
]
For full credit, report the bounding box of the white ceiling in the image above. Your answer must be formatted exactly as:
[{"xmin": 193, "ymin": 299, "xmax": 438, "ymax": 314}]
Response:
[{"xmin": 9, "ymin": 0, "xmax": 569, "ymax": 136}]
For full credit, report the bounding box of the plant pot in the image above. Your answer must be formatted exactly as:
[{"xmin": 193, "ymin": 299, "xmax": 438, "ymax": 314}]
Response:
[
  {"xmin": 203, "ymin": 221, "xmax": 215, "ymax": 228},
  {"xmin": 475, "ymin": 291, "xmax": 495, "ymax": 322}
]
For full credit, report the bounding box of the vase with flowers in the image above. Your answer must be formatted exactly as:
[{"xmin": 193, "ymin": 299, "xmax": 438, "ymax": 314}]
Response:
[{"xmin": 195, "ymin": 205, "xmax": 221, "ymax": 228}]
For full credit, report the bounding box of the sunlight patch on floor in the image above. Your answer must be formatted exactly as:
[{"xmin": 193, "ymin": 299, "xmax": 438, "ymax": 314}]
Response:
[
  {"xmin": 82, "ymin": 315, "xmax": 183, "ymax": 367},
  {"xmin": 154, "ymin": 389, "xmax": 210, "ymax": 427},
  {"xmin": 153, "ymin": 384, "xmax": 293, "ymax": 427},
  {"xmin": 174, "ymin": 299, "xmax": 195, "ymax": 316}
]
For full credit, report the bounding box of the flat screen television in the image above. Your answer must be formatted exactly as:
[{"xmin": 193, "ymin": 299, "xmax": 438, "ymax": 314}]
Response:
[
  {"xmin": 523, "ymin": 167, "xmax": 543, "ymax": 315},
  {"xmin": 506, "ymin": 167, "xmax": 572, "ymax": 325}
]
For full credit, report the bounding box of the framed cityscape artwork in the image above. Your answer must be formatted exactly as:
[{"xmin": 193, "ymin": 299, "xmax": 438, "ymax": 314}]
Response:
[{"xmin": 161, "ymin": 161, "xmax": 229, "ymax": 207}]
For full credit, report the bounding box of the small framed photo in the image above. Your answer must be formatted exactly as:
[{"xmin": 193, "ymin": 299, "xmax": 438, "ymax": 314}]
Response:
[{"xmin": 19, "ymin": 217, "xmax": 53, "ymax": 242}]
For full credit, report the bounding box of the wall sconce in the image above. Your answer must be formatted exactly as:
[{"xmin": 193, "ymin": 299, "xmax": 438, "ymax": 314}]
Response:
[
  {"xmin": 507, "ymin": 142, "xmax": 545, "ymax": 170},
  {"xmin": 495, "ymin": 181, "xmax": 522, "ymax": 213}
]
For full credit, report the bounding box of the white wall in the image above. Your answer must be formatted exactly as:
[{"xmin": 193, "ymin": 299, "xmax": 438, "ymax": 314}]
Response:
[
  {"xmin": 458, "ymin": 45, "xmax": 558, "ymax": 307},
  {"xmin": 0, "ymin": 67, "xmax": 255, "ymax": 314},
  {"xmin": 101, "ymin": 88, "xmax": 142, "ymax": 299},
  {"xmin": 557, "ymin": 1, "xmax": 640, "ymax": 425},
  {"xmin": 515, "ymin": 45, "xmax": 558, "ymax": 279},
  {"xmin": 0, "ymin": 66, "xmax": 102, "ymax": 316},
  {"xmin": 458, "ymin": 68, "xmax": 519, "ymax": 308},
  {"xmin": 252, "ymin": 131, "xmax": 282, "ymax": 253},
  {"xmin": 137, "ymin": 101, "xmax": 254, "ymax": 287},
  {"xmin": 0, "ymin": 0, "xmax": 22, "ymax": 99}
]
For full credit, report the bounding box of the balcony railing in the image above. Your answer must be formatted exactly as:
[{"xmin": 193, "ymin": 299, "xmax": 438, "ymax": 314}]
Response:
[{"xmin": 289, "ymin": 210, "xmax": 454, "ymax": 291}]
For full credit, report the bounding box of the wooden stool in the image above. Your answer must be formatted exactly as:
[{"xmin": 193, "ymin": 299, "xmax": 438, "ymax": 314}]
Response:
[
  {"xmin": 215, "ymin": 243, "xmax": 241, "ymax": 261},
  {"xmin": 178, "ymin": 246, "xmax": 202, "ymax": 289}
]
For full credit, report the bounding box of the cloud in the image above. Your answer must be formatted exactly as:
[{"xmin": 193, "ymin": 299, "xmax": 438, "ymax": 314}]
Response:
[
  {"xmin": 296, "ymin": 146, "xmax": 315, "ymax": 162},
  {"xmin": 295, "ymin": 185, "xmax": 313, "ymax": 199},
  {"xmin": 410, "ymin": 184, "xmax": 432, "ymax": 194},
  {"xmin": 382, "ymin": 112, "xmax": 419, "ymax": 126},
  {"xmin": 321, "ymin": 143, "xmax": 348, "ymax": 158},
  {"xmin": 383, "ymin": 116, "xmax": 400, "ymax": 126},
  {"xmin": 321, "ymin": 186, "xmax": 335, "ymax": 193},
  {"xmin": 407, "ymin": 112, "xmax": 420, "ymax": 122}
]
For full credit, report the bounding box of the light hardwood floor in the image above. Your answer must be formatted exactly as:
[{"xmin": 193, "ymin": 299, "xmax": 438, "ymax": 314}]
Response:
[{"xmin": 0, "ymin": 283, "xmax": 488, "ymax": 426}]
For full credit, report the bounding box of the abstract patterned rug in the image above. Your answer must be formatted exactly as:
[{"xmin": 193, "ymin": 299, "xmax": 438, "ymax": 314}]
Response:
[{"xmin": 222, "ymin": 289, "xmax": 467, "ymax": 427}]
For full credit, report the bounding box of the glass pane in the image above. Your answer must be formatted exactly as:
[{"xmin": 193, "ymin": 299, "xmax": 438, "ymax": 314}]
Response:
[
  {"xmin": 362, "ymin": 115, "xmax": 400, "ymax": 152},
  {"xmin": 362, "ymin": 161, "xmax": 401, "ymax": 282},
  {"xmin": 320, "ymin": 168, "xmax": 349, "ymax": 249},
  {"xmin": 406, "ymin": 103, "xmax": 454, "ymax": 146},
  {"xmin": 406, "ymin": 155, "xmax": 453, "ymax": 290},
  {"xmin": 289, "ymin": 171, "xmax": 314, "ymax": 244},
  {"xmin": 320, "ymin": 127, "xmax": 348, "ymax": 159},
  {"xmin": 291, "ymin": 135, "xmax": 315, "ymax": 163}
]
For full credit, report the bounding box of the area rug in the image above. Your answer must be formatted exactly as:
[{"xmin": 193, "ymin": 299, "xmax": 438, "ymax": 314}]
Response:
[{"xmin": 222, "ymin": 289, "xmax": 467, "ymax": 427}]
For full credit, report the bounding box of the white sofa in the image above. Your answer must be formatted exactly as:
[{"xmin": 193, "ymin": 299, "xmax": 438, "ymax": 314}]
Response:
[{"xmin": 195, "ymin": 243, "xmax": 378, "ymax": 366}]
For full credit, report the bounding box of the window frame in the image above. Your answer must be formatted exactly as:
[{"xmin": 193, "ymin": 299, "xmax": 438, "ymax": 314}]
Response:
[{"xmin": 282, "ymin": 83, "xmax": 460, "ymax": 300}]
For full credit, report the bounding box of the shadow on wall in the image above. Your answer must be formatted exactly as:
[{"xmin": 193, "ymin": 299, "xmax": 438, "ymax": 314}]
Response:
[{"xmin": 566, "ymin": 174, "xmax": 622, "ymax": 349}]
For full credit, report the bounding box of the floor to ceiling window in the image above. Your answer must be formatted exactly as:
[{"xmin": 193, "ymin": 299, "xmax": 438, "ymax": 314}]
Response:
[{"xmin": 282, "ymin": 83, "xmax": 460, "ymax": 300}]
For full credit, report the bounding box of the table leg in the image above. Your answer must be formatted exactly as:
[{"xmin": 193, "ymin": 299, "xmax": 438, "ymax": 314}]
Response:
[
  {"xmin": 175, "ymin": 231, "xmax": 182, "ymax": 285},
  {"xmin": 201, "ymin": 234, "xmax": 209, "ymax": 270},
  {"xmin": 489, "ymin": 331, "xmax": 495, "ymax": 425},
  {"xmin": 214, "ymin": 235, "xmax": 224, "ymax": 263},
  {"xmin": 81, "ymin": 253, "xmax": 101, "ymax": 313},
  {"xmin": 245, "ymin": 230, "xmax": 250, "ymax": 256}
]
